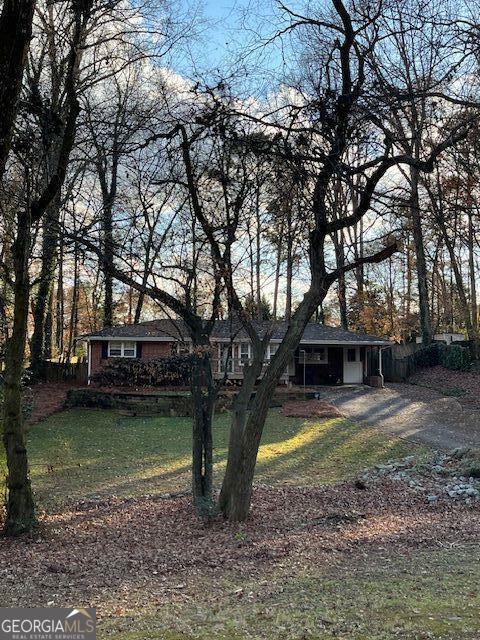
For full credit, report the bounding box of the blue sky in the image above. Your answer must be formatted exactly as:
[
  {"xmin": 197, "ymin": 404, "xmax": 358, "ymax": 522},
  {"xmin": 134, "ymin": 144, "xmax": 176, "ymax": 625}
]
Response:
[
  {"xmin": 174, "ymin": 0, "xmax": 295, "ymax": 89},
  {"xmin": 199, "ymin": 0, "xmax": 250, "ymax": 64}
]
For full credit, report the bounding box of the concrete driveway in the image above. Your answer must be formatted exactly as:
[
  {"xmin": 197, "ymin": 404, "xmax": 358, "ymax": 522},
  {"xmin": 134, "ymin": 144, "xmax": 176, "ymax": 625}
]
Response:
[{"xmin": 316, "ymin": 383, "xmax": 480, "ymax": 450}]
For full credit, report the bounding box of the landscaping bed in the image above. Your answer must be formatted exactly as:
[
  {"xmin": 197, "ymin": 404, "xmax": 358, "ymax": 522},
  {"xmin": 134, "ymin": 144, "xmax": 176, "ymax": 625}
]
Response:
[
  {"xmin": 64, "ymin": 386, "xmax": 327, "ymax": 417},
  {"xmin": 360, "ymin": 447, "xmax": 480, "ymax": 504}
]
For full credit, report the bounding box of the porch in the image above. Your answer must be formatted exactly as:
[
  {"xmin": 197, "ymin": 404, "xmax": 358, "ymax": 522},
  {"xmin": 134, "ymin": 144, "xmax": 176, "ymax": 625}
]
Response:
[
  {"xmin": 210, "ymin": 341, "xmax": 380, "ymax": 386},
  {"xmin": 293, "ymin": 344, "xmax": 375, "ymax": 386}
]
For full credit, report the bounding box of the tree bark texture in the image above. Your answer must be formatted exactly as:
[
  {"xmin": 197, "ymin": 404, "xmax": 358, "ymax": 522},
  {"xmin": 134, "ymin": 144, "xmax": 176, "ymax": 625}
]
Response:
[{"xmin": 2, "ymin": 211, "xmax": 36, "ymax": 535}]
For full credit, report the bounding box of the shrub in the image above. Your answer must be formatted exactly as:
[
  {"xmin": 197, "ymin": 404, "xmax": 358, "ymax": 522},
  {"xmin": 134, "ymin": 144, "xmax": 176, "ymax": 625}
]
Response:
[
  {"xmin": 91, "ymin": 354, "xmax": 194, "ymax": 387},
  {"xmin": 412, "ymin": 343, "xmax": 440, "ymax": 368},
  {"xmin": 440, "ymin": 344, "xmax": 471, "ymax": 371}
]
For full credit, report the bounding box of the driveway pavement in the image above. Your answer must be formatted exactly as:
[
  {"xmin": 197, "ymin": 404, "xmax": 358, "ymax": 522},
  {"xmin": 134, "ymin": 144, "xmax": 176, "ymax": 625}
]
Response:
[{"xmin": 316, "ymin": 383, "xmax": 480, "ymax": 450}]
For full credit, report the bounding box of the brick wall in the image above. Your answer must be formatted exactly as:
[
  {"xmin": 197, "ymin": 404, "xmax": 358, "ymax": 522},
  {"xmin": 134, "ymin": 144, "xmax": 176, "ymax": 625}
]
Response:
[
  {"xmin": 141, "ymin": 341, "xmax": 172, "ymax": 359},
  {"xmin": 89, "ymin": 341, "xmax": 103, "ymax": 377},
  {"xmin": 88, "ymin": 340, "xmax": 174, "ymax": 379}
]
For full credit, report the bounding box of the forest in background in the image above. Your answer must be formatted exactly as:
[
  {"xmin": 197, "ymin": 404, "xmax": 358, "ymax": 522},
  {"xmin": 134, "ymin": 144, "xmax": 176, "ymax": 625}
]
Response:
[
  {"xmin": 1, "ymin": 0, "xmax": 480, "ymax": 370},
  {"xmin": 3, "ymin": 0, "xmax": 480, "ymax": 532}
]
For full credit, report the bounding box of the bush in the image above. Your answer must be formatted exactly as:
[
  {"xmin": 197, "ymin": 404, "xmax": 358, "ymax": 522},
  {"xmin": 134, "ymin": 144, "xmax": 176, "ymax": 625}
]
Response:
[
  {"xmin": 412, "ymin": 343, "xmax": 441, "ymax": 368},
  {"xmin": 91, "ymin": 354, "xmax": 194, "ymax": 387},
  {"xmin": 440, "ymin": 344, "xmax": 471, "ymax": 371}
]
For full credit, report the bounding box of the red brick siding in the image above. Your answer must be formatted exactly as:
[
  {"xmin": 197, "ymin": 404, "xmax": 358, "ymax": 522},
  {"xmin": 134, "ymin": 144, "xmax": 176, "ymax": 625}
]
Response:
[
  {"xmin": 141, "ymin": 341, "xmax": 173, "ymax": 359},
  {"xmin": 89, "ymin": 341, "xmax": 104, "ymax": 377},
  {"xmin": 88, "ymin": 340, "xmax": 175, "ymax": 379}
]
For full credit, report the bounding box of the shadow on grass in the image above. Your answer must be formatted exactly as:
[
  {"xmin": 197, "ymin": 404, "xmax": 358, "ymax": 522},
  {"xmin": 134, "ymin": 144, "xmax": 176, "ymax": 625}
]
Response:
[{"xmin": 19, "ymin": 407, "xmax": 424, "ymax": 509}]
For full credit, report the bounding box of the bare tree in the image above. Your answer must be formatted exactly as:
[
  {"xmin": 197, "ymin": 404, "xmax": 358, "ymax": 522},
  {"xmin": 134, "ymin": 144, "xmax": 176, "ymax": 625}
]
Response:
[
  {"xmin": 0, "ymin": 0, "xmax": 36, "ymax": 179},
  {"xmin": 2, "ymin": 0, "xmax": 94, "ymax": 536}
]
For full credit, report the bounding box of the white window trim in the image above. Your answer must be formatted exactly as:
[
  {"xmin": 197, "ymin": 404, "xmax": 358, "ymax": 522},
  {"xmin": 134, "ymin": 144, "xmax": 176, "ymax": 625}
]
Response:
[
  {"xmin": 108, "ymin": 341, "xmax": 137, "ymax": 358},
  {"xmin": 313, "ymin": 346, "xmax": 328, "ymax": 364},
  {"xmin": 240, "ymin": 342, "xmax": 251, "ymax": 365},
  {"xmin": 267, "ymin": 343, "xmax": 279, "ymax": 361},
  {"xmin": 301, "ymin": 346, "xmax": 328, "ymax": 364},
  {"xmin": 175, "ymin": 341, "xmax": 192, "ymax": 355},
  {"xmin": 345, "ymin": 346, "xmax": 360, "ymax": 363}
]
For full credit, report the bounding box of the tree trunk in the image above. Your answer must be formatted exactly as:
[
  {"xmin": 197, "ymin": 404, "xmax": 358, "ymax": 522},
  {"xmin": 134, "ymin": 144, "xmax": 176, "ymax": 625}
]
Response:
[
  {"xmin": 272, "ymin": 222, "xmax": 284, "ymax": 320},
  {"xmin": 0, "ymin": 0, "xmax": 36, "ymax": 179},
  {"xmin": 2, "ymin": 211, "xmax": 36, "ymax": 536},
  {"xmin": 285, "ymin": 212, "xmax": 293, "ymax": 322},
  {"xmin": 44, "ymin": 288, "xmax": 53, "ymax": 360},
  {"xmin": 218, "ymin": 342, "xmax": 265, "ymax": 515},
  {"xmin": 67, "ymin": 241, "xmax": 79, "ymax": 361},
  {"xmin": 55, "ymin": 234, "xmax": 64, "ymax": 356},
  {"xmin": 410, "ymin": 164, "xmax": 432, "ymax": 344},
  {"xmin": 134, "ymin": 291, "xmax": 145, "ymax": 324},
  {"xmin": 468, "ymin": 210, "xmax": 478, "ymax": 355},
  {"xmin": 220, "ymin": 288, "xmax": 322, "ymax": 521},
  {"xmin": 334, "ymin": 229, "xmax": 348, "ymax": 329},
  {"xmin": 190, "ymin": 337, "xmax": 217, "ymax": 517},
  {"xmin": 102, "ymin": 202, "xmax": 114, "ymax": 327},
  {"xmin": 255, "ymin": 186, "xmax": 262, "ymax": 319},
  {"xmin": 30, "ymin": 196, "xmax": 60, "ymax": 376},
  {"xmin": 387, "ymin": 256, "xmax": 395, "ymax": 335},
  {"xmin": 439, "ymin": 216, "xmax": 477, "ymax": 347}
]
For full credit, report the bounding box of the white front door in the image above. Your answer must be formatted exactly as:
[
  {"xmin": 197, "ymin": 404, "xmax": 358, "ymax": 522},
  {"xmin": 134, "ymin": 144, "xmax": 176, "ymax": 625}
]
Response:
[{"xmin": 343, "ymin": 347, "xmax": 363, "ymax": 384}]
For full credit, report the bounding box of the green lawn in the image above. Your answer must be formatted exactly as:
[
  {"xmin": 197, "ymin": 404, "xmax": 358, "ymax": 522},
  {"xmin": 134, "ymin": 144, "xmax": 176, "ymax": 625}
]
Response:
[{"xmin": 1, "ymin": 407, "xmax": 424, "ymax": 509}]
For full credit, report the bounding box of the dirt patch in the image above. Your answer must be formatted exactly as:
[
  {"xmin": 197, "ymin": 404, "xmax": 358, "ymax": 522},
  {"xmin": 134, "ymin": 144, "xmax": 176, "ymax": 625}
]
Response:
[
  {"xmin": 0, "ymin": 483, "xmax": 478, "ymax": 617},
  {"xmin": 28, "ymin": 383, "xmax": 78, "ymax": 425},
  {"xmin": 281, "ymin": 399, "xmax": 343, "ymax": 418}
]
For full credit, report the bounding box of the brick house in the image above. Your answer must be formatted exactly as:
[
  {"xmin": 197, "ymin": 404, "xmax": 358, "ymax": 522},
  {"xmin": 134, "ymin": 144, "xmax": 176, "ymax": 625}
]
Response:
[{"xmin": 83, "ymin": 319, "xmax": 391, "ymax": 386}]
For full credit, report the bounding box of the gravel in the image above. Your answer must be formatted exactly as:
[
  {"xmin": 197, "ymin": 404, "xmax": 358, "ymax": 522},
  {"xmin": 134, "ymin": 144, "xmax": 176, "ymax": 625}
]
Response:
[{"xmin": 359, "ymin": 447, "xmax": 480, "ymax": 503}]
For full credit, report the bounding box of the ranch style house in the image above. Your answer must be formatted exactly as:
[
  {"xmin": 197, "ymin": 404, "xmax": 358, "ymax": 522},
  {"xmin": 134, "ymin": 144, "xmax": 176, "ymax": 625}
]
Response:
[{"xmin": 83, "ymin": 319, "xmax": 391, "ymax": 386}]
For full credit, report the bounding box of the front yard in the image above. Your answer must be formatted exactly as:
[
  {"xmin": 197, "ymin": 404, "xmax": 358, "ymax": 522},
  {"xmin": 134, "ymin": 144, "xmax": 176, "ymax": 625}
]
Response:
[
  {"xmin": 10, "ymin": 408, "xmax": 422, "ymax": 508},
  {"xmin": 1, "ymin": 407, "xmax": 479, "ymax": 639}
]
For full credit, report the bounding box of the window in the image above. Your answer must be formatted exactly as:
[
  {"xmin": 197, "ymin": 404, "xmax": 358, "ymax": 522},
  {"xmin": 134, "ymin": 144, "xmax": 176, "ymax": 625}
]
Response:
[
  {"xmin": 311, "ymin": 347, "xmax": 327, "ymax": 363},
  {"xmin": 347, "ymin": 347, "xmax": 358, "ymax": 363},
  {"xmin": 108, "ymin": 341, "xmax": 137, "ymax": 358},
  {"xmin": 219, "ymin": 345, "xmax": 233, "ymax": 373},
  {"xmin": 175, "ymin": 341, "xmax": 191, "ymax": 355},
  {"xmin": 268, "ymin": 343, "xmax": 278, "ymax": 360},
  {"xmin": 301, "ymin": 346, "xmax": 327, "ymax": 363},
  {"xmin": 240, "ymin": 343, "xmax": 250, "ymax": 364}
]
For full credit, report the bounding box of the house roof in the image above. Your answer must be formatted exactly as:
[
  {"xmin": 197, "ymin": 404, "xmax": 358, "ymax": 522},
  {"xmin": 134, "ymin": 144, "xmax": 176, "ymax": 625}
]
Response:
[{"xmin": 83, "ymin": 318, "xmax": 391, "ymax": 346}]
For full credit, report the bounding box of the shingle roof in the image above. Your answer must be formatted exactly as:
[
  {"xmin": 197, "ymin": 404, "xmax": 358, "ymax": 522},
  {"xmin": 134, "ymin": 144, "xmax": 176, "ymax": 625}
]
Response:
[{"xmin": 83, "ymin": 319, "xmax": 391, "ymax": 345}]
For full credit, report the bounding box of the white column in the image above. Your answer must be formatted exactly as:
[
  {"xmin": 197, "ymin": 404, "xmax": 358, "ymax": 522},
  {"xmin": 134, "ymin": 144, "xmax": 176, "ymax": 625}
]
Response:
[{"xmin": 87, "ymin": 341, "xmax": 92, "ymax": 385}]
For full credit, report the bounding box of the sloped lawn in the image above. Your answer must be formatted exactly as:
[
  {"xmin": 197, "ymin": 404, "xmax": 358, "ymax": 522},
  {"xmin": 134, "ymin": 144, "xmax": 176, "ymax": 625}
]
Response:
[{"xmin": 4, "ymin": 407, "xmax": 425, "ymax": 509}]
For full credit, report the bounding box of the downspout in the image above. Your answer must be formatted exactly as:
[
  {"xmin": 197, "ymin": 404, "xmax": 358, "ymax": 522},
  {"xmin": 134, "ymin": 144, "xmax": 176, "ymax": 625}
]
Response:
[{"xmin": 378, "ymin": 345, "xmax": 389, "ymax": 389}]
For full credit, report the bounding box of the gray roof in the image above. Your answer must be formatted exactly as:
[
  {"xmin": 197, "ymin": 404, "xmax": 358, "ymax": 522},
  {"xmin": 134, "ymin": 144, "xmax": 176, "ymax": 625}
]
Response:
[{"xmin": 84, "ymin": 319, "xmax": 391, "ymax": 345}]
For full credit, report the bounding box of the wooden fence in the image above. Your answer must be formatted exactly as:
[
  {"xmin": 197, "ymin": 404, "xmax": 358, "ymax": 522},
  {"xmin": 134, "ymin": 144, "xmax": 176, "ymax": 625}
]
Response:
[
  {"xmin": 382, "ymin": 343, "xmax": 422, "ymax": 382},
  {"xmin": 43, "ymin": 360, "xmax": 88, "ymax": 384}
]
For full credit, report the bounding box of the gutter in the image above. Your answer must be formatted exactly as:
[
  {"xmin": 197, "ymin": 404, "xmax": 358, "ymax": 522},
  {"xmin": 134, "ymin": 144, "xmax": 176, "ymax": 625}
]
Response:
[{"xmin": 82, "ymin": 335, "xmax": 392, "ymax": 347}]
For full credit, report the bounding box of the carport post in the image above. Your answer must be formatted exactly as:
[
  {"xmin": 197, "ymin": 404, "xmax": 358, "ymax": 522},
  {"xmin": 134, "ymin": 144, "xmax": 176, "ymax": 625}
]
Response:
[
  {"xmin": 87, "ymin": 340, "xmax": 91, "ymax": 385},
  {"xmin": 300, "ymin": 349, "xmax": 306, "ymax": 391}
]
